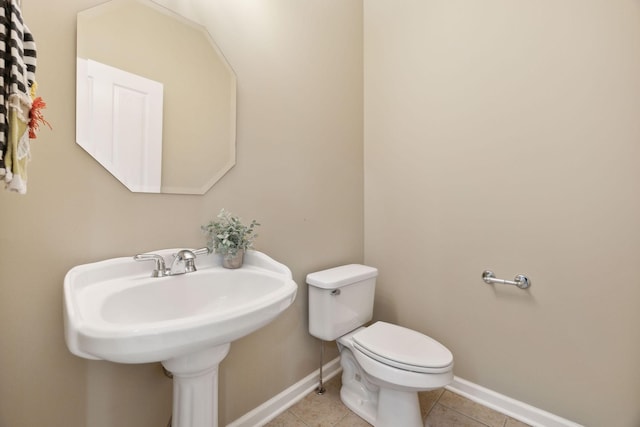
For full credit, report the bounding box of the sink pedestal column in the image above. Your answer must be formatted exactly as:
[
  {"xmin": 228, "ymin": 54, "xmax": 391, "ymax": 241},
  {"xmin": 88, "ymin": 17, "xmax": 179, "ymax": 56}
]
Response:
[{"xmin": 162, "ymin": 344, "xmax": 231, "ymax": 427}]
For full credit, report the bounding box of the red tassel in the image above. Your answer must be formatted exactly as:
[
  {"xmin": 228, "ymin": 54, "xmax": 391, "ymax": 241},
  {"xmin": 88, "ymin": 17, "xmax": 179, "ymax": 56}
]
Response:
[{"xmin": 29, "ymin": 96, "xmax": 52, "ymax": 139}]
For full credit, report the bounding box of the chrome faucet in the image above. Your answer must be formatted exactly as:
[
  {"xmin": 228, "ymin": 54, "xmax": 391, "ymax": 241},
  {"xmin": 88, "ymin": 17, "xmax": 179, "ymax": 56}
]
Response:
[
  {"xmin": 134, "ymin": 248, "xmax": 210, "ymax": 277},
  {"xmin": 170, "ymin": 249, "xmax": 197, "ymax": 275}
]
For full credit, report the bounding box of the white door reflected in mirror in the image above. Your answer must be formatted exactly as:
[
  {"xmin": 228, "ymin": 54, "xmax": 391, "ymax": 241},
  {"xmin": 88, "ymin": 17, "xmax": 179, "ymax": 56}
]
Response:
[{"xmin": 77, "ymin": 59, "xmax": 164, "ymax": 193}]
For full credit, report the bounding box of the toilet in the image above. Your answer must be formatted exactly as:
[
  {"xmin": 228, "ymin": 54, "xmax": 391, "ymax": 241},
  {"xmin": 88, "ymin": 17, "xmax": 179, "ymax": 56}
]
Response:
[{"xmin": 307, "ymin": 264, "xmax": 453, "ymax": 427}]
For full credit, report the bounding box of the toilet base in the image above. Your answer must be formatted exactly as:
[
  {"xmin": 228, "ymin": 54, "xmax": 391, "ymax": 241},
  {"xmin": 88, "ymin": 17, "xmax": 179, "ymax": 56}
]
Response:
[
  {"xmin": 339, "ymin": 348, "xmax": 424, "ymax": 427},
  {"xmin": 376, "ymin": 387, "xmax": 422, "ymax": 427},
  {"xmin": 341, "ymin": 383, "xmax": 377, "ymax": 425},
  {"xmin": 340, "ymin": 346, "xmax": 378, "ymax": 424}
]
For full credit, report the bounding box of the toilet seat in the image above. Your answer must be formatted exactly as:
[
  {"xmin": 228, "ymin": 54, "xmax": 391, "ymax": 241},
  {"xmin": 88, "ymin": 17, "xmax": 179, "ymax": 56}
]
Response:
[{"xmin": 353, "ymin": 321, "xmax": 453, "ymax": 374}]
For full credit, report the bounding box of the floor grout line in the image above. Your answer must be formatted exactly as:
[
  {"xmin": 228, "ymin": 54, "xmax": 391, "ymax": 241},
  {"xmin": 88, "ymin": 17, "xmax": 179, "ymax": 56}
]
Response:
[{"xmin": 433, "ymin": 403, "xmax": 495, "ymax": 427}]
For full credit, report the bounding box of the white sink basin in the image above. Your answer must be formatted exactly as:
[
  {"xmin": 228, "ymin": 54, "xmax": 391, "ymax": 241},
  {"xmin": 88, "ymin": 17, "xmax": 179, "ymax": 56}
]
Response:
[
  {"xmin": 64, "ymin": 249, "xmax": 298, "ymax": 364},
  {"xmin": 64, "ymin": 249, "xmax": 297, "ymax": 427}
]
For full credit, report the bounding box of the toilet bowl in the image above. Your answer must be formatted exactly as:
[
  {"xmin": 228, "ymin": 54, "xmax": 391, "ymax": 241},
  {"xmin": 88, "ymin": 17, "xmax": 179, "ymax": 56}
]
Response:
[
  {"xmin": 307, "ymin": 265, "xmax": 454, "ymax": 427},
  {"xmin": 338, "ymin": 323, "xmax": 453, "ymax": 426}
]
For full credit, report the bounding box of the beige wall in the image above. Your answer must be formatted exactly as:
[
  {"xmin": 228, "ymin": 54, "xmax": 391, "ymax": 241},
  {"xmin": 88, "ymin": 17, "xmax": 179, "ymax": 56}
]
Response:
[
  {"xmin": 0, "ymin": 1, "xmax": 362, "ymax": 426},
  {"xmin": 364, "ymin": 1, "xmax": 640, "ymax": 426}
]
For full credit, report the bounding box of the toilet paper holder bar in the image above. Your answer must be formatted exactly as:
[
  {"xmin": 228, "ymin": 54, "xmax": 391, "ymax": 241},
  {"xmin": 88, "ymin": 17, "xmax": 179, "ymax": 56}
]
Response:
[{"xmin": 482, "ymin": 270, "xmax": 531, "ymax": 289}]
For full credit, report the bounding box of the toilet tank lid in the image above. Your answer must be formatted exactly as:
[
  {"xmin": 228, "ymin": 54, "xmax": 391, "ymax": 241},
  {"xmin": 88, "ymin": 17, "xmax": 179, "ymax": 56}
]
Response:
[{"xmin": 306, "ymin": 264, "xmax": 378, "ymax": 289}]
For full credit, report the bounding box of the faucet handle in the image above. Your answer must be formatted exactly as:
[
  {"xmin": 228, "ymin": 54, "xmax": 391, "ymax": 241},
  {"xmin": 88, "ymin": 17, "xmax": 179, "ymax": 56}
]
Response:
[
  {"xmin": 192, "ymin": 247, "xmax": 211, "ymax": 257},
  {"xmin": 133, "ymin": 253, "xmax": 168, "ymax": 277}
]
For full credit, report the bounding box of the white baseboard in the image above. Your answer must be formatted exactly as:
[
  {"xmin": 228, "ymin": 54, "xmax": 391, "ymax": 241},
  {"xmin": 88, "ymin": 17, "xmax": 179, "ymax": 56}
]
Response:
[
  {"xmin": 226, "ymin": 359, "xmax": 582, "ymax": 427},
  {"xmin": 226, "ymin": 357, "xmax": 342, "ymax": 427},
  {"xmin": 446, "ymin": 376, "xmax": 583, "ymax": 427}
]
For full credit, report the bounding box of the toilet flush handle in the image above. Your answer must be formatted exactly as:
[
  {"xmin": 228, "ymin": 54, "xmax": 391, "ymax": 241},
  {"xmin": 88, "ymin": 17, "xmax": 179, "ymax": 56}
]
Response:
[{"xmin": 331, "ymin": 289, "xmax": 341, "ymax": 296}]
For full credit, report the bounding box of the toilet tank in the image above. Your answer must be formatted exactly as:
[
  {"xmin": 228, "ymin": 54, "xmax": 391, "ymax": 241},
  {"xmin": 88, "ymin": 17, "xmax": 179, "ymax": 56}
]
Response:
[{"xmin": 307, "ymin": 264, "xmax": 378, "ymax": 341}]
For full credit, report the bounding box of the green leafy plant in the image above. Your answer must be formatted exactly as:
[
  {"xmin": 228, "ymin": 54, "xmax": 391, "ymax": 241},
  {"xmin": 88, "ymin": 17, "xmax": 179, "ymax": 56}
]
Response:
[{"xmin": 201, "ymin": 209, "xmax": 260, "ymax": 257}]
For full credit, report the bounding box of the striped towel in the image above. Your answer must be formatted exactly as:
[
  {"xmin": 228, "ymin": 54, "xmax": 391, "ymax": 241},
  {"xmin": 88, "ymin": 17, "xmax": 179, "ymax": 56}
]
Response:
[{"xmin": 0, "ymin": 0, "xmax": 36, "ymax": 193}]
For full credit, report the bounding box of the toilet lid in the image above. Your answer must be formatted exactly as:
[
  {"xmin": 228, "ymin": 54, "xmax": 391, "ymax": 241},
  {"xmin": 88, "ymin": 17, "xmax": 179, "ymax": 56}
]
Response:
[{"xmin": 352, "ymin": 321, "xmax": 453, "ymax": 373}]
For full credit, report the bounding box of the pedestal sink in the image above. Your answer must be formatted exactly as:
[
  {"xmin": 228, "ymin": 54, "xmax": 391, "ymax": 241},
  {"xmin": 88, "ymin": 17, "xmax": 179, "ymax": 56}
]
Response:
[{"xmin": 63, "ymin": 249, "xmax": 297, "ymax": 427}]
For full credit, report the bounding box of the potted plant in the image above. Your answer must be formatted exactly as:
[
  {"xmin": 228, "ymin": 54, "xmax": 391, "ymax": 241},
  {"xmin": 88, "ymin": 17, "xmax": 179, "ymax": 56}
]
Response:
[{"xmin": 201, "ymin": 209, "xmax": 260, "ymax": 269}]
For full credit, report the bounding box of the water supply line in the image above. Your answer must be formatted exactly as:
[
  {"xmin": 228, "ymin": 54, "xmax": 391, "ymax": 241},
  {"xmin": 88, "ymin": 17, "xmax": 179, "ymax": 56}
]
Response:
[
  {"xmin": 163, "ymin": 365, "xmax": 173, "ymax": 426},
  {"xmin": 315, "ymin": 340, "xmax": 326, "ymax": 395}
]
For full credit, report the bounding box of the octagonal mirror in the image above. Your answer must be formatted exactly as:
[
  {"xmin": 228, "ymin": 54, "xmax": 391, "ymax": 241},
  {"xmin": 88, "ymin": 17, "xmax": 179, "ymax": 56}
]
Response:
[{"xmin": 76, "ymin": 0, "xmax": 236, "ymax": 194}]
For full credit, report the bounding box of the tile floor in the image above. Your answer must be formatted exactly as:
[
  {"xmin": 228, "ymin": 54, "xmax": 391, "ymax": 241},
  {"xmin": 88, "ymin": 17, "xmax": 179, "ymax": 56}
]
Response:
[{"xmin": 264, "ymin": 374, "xmax": 532, "ymax": 427}]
